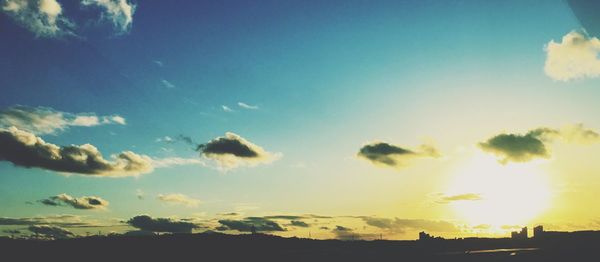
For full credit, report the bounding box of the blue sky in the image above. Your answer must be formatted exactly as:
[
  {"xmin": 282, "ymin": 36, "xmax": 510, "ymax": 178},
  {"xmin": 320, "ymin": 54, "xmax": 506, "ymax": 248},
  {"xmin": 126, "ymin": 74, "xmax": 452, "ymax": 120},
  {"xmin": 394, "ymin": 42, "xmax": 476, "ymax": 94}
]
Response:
[{"xmin": 2, "ymin": 0, "xmax": 600, "ymax": 240}]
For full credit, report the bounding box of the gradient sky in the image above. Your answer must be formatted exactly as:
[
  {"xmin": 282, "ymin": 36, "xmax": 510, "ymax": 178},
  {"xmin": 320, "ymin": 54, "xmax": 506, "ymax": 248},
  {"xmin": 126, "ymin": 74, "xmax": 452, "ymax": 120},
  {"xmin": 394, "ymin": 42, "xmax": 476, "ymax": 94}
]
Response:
[{"xmin": 2, "ymin": 0, "xmax": 600, "ymax": 240}]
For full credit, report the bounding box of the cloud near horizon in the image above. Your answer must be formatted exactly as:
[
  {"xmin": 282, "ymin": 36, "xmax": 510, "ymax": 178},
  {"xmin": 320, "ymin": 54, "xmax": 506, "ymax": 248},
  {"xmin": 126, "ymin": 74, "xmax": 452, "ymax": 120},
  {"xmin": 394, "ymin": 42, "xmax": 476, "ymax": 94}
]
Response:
[
  {"xmin": 28, "ymin": 224, "xmax": 74, "ymax": 239},
  {"xmin": 357, "ymin": 141, "xmax": 440, "ymax": 169},
  {"xmin": 0, "ymin": 126, "xmax": 154, "ymax": 176},
  {"xmin": 217, "ymin": 217, "xmax": 286, "ymax": 232},
  {"xmin": 0, "ymin": 106, "xmax": 125, "ymax": 135},
  {"xmin": 197, "ymin": 132, "xmax": 280, "ymax": 169},
  {"xmin": 479, "ymin": 124, "xmax": 599, "ymax": 163},
  {"xmin": 157, "ymin": 193, "xmax": 200, "ymax": 207},
  {"xmin": 545, "ymin": 30, "xmax": 600, "ymax": 81},
  {"xmin": 39, "ymin": 193, "xmax": 109, "ymax": 210},
  {"xmin": 127, "ymin": 215, "xmax": 197, "ymax": 233},
  {"xmin": 361, "ymin": 217, "xmax": 458, "ymax": 234}
]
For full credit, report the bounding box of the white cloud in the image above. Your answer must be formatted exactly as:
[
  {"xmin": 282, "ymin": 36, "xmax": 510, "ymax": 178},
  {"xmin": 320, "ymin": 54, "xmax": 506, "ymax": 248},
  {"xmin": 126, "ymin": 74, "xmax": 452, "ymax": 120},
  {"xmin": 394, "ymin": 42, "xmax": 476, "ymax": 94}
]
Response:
[
  {"xmin": 151, "ymin": 157, "xmax": 206, "ymax": 168},
  {"xmin": 155, "ymin": 136, "xmax": 174, "ymax": 143},
  {"xmin": 161, "ymin": 79, "xmax": 175, "ymax": 89},
  {"xmin": 237, "ymin": 102, "xmax": 259, "ymax": 110},
  {"xmin": 1, "ymin": 0, "xmax": 74, "ymax": 37},
  {"xmin": 221, "ymin": 105, "xmax": 233, "ymax": 112},
  {"xmin": 157, "ymin": 193, "xmax": 200, "ymax": 207},
  {"xmin": 545, "ymin": 30, "xmax": 600, "ymax": 81},
  {"xmin": 81, "ymin": 0, "xmax": 135, "ymax": 34},
  {"xmin": 0, "ymin": 106, "xmax": 126, "ymax": 135}
]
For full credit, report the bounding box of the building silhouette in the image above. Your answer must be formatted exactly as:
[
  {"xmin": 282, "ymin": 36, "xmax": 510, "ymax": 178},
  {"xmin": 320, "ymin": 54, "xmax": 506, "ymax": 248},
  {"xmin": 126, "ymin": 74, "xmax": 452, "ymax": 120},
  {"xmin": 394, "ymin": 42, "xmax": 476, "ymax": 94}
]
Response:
[
  {"xmin": 533, "ymin": 225, "xmax": 544, "ymax": 238},
  {"xmin": 511, "ymin": 227, "xmax": 527, "ymax": 239}
]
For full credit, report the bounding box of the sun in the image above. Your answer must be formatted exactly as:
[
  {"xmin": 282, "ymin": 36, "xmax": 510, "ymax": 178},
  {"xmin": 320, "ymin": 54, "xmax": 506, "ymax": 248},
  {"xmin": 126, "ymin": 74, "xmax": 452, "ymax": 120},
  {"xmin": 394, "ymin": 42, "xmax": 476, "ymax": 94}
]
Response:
[{"xmin": 446, "ymin": 152, "xmax": 552, "ymax": 228}]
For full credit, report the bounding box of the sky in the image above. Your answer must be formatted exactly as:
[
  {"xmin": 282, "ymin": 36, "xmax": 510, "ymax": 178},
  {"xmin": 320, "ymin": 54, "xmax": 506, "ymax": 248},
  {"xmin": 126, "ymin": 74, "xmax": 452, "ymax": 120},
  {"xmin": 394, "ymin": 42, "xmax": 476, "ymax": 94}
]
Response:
[{"xmin": 2, "ymin": 0, "xmax": 600, "ymax": 240}]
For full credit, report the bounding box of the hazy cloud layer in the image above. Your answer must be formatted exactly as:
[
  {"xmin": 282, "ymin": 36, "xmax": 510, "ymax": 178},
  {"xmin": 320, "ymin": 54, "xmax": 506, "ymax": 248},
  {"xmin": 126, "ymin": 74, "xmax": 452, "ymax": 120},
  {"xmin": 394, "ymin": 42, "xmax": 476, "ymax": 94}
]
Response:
[
  {"xmin": 479, "ymin": 124, "xmax": 599, "ymax": 163},
  {"xmin": 361, "ymin": 217, "xmax": 458, "ymax": 233},
  {"xmin": 357, "ymin": 142, "xmax": 440, "ymax": 169},
  {"xmin": 157, "ymin": 193, "xmax": 200, "ymax": 207},
  {"xmin": 197, "ymin": 132, "xmax": 280, "ymax": 169},
  {"xmin": 0, "ymin": 106, "xmax": 125, "ymax": 135},
  {"xmin": 40, "ymin": 193, "xmax": 109, "ymax": 209},
  {"xmin": 0, "ymin": 127, "xmax": 153, "ymax": 176},
  {"xmin": 217, "ymin": 217, "xmax": 286, "ymax": 232},
  {"xmin": 545, "ymin": 30, "xmax": 600, "ymax": 81},
  {"xmin": 1, "ymin": 0, "xmax": 73, "ymax": 37},
  {"xmin": 289, "ymin": 220, "xmax": 310, "ymax": 227},
  {"xmin": 127, "ymin": 215, "xmax": 197, "ymax": 233},
  {"xmin": 81, "ymin": 0, "xmax": 136, "ymax": 34},
  {"xmin": 28, "ymin": 225, "xmax": 74, "ymax": 239},
  {"xmin": 0, "ymin": 215, "xmax": 97, "ymax": 228}
]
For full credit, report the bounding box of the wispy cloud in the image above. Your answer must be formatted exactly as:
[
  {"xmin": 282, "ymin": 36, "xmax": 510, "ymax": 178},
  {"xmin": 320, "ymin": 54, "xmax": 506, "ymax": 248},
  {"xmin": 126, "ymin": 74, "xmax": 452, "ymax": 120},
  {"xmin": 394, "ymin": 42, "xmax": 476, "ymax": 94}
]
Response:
[
  {"xmin": 39, "ymin": 193, "xmax": 109, "ymax": 210},
  {"xmin": 161, "ymin": 79, "xmax": 175, "ymax": 89},
  {"xmin": 237, "ymin": 102, "xmax": 259, "ymax": 110},
  {"xmin": 221, "ymin": 105, "xmax": 233, "ymax": 112},
  {"xmin": 0, "ymin": 106, "xmax": 126, "ymax": 135},
  {"xmin": 151, "ymin": 157, "xmax": 206, "ymax": 168},
  {"xmin": 157, "ymin": 193, "xmax": 201, "ymax": 207},
  {"xmin": 435, "ymin": 193, "xmax": 482, "ymax": 204}
]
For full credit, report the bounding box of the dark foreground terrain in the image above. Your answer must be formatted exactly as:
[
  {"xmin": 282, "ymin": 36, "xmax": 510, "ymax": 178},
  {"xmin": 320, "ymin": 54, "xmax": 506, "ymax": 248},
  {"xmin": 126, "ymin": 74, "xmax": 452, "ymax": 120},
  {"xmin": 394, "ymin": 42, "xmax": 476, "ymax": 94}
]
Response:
[{"xmin": 1, "ymin": 231, "xmax": 599, "ymax": 261}]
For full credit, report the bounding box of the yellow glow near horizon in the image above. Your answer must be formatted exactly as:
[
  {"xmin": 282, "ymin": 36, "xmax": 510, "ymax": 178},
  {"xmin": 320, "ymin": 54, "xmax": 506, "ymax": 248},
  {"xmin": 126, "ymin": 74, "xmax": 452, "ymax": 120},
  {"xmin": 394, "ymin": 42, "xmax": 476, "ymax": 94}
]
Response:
[{"xmin": 446, "ymin": 152, "xmax": 552, "ymax": 228}]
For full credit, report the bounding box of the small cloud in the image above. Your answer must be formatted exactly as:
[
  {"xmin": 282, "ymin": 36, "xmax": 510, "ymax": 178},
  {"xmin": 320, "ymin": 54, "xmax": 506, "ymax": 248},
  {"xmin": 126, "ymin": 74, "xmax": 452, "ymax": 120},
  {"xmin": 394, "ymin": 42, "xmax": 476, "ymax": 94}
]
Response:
[
  {"xmin": 161, "ymin": 79, "xmax": 175, "ymax": 89},
  {"xmin": 436, "ymin": 193, "xmax": 482, "ymax": 204},
  {"xmin": 136, "ymin": 189, "xmax": 144, "ymax": 200},
  {"xmin": 221, "ymin": 105, "xmax": 233, "ymax": 112},
  {"xmin": 155, "ymin": 136, "xmax": 176, "ymax": 144},
  {"xmin": 127, "ymin": 215, "xmax": 197, "ymax": 233},
  {"xmin": 545, "ymin": 30, "xmax": 600, "ymax": 81},
  {"xmin": 39, "ymin": 193, "xmax": 109, "ymax": 210},
  {"xmin": 157, "ymin": 193, "xmax": 200, "ymax": 207},
  {"xmin": 0, "ymin": 126, "xmax": 154, "ymax": 177},
  {"xmin": 153, "ymin": 60, "xmax": 164, "ymax": 67},
  {"xmin": 237, "ymin": 102, "xmax": 259, "ymax": 110},
  {"xmin": 357, "ymin": 141, "xmax": 440, "ymax": 169},
  {"xmin": 81, "ymin": 0, "xmax": 136, "ymax": 34},
  {"xmin": 197, "ymin": 132, "xmax": 280, "ymax": 169},
  {"xmin": 0, "ymin": 105, "xmax": 126, "ymax": 135}
]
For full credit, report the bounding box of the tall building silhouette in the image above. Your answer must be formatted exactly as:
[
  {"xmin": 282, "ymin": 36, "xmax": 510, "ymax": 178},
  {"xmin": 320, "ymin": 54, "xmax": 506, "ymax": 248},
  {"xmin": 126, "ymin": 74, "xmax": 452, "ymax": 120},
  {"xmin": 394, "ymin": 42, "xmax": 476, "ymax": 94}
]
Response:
[{"xmin": 534, "ymin": 225, "xmax": 544, "ymax": 238}]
